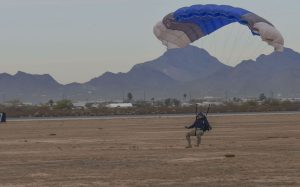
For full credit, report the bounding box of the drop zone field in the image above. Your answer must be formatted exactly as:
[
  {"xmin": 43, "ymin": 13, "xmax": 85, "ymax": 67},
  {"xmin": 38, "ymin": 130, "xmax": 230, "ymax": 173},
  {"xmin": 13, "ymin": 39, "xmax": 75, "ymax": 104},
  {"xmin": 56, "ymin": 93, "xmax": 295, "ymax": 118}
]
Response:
[{"xmin": 0, "ymin": 113, "xmax": 299, "ymax": 187}]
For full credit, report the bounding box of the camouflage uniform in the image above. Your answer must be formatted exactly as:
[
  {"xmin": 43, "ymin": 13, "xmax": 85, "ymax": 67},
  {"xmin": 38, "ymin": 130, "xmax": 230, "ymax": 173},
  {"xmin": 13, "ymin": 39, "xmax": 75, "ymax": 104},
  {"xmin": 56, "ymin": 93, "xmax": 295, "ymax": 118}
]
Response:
[{"xmin": 186, "ymin": 129, "xmax": 204, "ymax": 148}]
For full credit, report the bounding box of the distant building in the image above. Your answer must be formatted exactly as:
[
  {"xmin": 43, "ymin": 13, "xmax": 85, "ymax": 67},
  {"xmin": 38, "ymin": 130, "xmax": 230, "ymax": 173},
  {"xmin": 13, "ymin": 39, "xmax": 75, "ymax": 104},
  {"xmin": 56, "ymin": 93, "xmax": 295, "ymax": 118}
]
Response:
[
  {"xmin": 181, "ymin": 102, "xmax": 193, "ymax": 107},
  {"xmin": 203, "ymin": 96, "xmax": 224, "ymax": 102},
  {"xmin": 106, "ymin": 103, "xmax": 133, "ymax": 108},
  {"xmin": 197, "ymin": 101, "xmax": 223, "ymax": 106},
  {"xmin": 73, "ymin": 100, "xmax": 105, "ymax": 109},
  {"xmin": 240, "ymin": 98, "xmax": 257, "ymax": 102},
  {"xmin": 73, "ymin": 101, "xmax": 88, "ymax": 109},
  {"xmin": 2, "ymin": 101, "xmax": 33, "ymax": 107},
  {"xmin": 280, "ymin": 98, "xmax": 300, "ymax": 102}
]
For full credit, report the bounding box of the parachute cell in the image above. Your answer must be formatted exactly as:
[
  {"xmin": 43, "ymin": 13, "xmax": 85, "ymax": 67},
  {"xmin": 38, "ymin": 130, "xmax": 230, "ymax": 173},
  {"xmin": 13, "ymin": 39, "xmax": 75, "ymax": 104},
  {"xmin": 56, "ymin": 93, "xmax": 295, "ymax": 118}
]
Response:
[{"xmin": 154, "ymin": 4, "xmax": 284, "ymax": 51}]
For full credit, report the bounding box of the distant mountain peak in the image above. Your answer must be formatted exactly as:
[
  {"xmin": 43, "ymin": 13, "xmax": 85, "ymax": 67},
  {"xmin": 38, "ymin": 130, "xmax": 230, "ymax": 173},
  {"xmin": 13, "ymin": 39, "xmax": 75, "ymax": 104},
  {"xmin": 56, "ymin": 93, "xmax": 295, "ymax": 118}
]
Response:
[
  {"xmin": 1, "ymin": 45, "xmax": 300, "ymax": 103},
  {"xmin": 102, "ymin": 71, "xmax": 114, "ymax": 77},
  {"xmin": 14, "ymin": 71, "xmax": 52, "ymax": 78},
  {"xmin": 15, "ymin": 71, "xmax": 29, "ymax": 76},
  {"xmin": 143, "ymin": 45, "xmax": 231, "ymax": 82},
  {"xmin": 0, "ymin": 72, "xmax": 12, "ymax": 77},
  {"xmin": 163, "ymin": 45, "xmax": 216, "ymax": 60}
]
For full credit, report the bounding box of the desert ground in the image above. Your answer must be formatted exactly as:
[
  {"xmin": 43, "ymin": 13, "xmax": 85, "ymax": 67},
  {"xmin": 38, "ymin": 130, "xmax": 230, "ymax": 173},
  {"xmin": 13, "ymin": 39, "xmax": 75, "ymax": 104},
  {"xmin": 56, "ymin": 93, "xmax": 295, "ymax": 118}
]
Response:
[{"xmin": 0, "ymin": 113, "xmax": 299, "ymax": 187}]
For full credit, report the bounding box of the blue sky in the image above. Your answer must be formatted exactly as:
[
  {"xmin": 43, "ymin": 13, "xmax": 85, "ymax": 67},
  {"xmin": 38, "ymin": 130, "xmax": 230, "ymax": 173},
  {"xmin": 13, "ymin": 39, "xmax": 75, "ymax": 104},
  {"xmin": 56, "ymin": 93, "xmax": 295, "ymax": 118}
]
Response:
[{"xmin": 0, "ymin": 0, "xmax": 299, "ymax": 83}]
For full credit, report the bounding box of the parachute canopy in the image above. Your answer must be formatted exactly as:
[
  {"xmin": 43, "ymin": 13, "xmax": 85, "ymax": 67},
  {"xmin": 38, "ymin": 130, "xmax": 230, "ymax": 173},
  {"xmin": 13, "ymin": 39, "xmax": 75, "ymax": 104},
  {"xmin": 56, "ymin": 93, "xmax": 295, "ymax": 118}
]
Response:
[{"xmin": 154, "ymin": 4, "xmax": 284, "ymax": 51}]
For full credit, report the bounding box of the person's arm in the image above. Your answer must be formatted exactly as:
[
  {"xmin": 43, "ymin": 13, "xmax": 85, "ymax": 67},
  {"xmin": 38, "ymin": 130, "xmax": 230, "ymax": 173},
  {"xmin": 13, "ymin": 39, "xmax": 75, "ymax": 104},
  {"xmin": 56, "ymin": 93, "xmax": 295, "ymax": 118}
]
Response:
[{"xmin": 185, "ymin": 121, "xmax": 196, "ymax": 129}]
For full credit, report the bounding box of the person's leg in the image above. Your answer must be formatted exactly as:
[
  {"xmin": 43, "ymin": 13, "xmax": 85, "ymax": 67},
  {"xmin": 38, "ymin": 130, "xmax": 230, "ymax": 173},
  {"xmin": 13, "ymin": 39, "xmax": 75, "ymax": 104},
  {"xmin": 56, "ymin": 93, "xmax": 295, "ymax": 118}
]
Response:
[
  {"xmin": 186, "ymin": 130, "xmax": 195, "ymax": 148},
  {"xmin": 196, "ymin": 134, "xmax": 201, "ymax": 147},
  {"xmin": 196, "ymin": 130, "xmax": 204, "ymax": 147}
]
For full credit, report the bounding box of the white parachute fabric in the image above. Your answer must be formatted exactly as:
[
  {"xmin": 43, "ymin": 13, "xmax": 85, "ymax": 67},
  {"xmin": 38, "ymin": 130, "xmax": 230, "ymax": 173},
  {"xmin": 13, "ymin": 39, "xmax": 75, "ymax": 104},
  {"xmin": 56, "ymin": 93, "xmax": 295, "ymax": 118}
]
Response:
[
  {"xmin": 254, "ymin": 22, "xmax": 284, "ymax": 52},
  {"xmin": 153, "ymin": 22, "xmax": 191, "ymax": 49}
]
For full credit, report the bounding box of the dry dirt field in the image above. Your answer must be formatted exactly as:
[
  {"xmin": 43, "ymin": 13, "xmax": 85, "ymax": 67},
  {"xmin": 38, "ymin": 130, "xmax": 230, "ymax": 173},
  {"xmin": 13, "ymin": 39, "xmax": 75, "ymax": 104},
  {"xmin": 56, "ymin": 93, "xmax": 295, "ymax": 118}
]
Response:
[{"xmin": 0, "ymin": 114, "xmax": 299, "ymax": 187}]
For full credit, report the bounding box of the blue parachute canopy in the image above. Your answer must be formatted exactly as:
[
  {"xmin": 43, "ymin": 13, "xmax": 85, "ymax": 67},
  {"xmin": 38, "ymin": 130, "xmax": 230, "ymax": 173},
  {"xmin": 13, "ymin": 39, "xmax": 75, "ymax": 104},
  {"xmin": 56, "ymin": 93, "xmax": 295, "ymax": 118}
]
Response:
[
  {"xmin": 154, "ymin": 4, "xmax": 284, "ymax": 51},
  {"xmin": 174, "ymin": 5, "xmax": 251, "ymax": 35}
]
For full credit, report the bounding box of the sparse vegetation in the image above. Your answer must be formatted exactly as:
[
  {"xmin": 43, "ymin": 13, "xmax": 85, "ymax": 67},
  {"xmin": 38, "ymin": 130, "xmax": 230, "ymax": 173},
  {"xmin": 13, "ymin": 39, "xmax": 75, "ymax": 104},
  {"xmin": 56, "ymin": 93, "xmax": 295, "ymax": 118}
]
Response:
[
  {"xmin": 53, "ymin": 100, "xmax": 73, "ymax": 110},
  {"xmin": 1, "ymin": 98, "xmax": 300, "ymax": 118}
]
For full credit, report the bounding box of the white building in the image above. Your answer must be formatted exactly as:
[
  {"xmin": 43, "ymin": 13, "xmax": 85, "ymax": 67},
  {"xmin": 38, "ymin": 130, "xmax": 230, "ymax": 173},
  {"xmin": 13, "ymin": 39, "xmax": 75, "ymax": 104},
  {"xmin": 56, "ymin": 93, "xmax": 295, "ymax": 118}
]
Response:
[
  {"xmin": 73, "ymin": 101, "xmax": 88, "ymax": 109},
  {"xmin": 73, "ymin": 100, "xmax": 105, "ymax": 109},
  {"xmin": 197, "ymin": 101, "xmax": 223, "ymax": 106},
  {"xmin": 106, "ymin": 103, "xmax": 133, "ymax": 108}
]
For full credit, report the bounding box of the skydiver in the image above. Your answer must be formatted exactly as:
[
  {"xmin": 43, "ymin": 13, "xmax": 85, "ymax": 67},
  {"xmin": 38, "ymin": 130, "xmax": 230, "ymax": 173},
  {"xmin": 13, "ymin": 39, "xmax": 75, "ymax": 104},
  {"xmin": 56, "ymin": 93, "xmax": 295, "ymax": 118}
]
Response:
[{"xmin": 185, "ymin": 112, "xmax": 210, "ymax": 148}]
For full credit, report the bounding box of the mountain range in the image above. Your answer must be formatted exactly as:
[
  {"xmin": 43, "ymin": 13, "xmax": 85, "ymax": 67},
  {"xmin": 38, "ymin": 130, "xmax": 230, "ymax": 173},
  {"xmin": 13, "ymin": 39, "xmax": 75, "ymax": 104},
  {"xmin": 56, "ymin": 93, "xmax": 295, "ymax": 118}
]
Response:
[{"xmin": 1, "ymin": 45, "xmax": 299, "ymax": 104}]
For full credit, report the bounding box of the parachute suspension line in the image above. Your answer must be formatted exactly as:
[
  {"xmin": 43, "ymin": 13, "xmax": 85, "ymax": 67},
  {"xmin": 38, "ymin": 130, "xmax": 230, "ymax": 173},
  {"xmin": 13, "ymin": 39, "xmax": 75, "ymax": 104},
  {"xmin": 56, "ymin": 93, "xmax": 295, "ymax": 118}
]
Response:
[
  {"xmin": 208, "ymin": 33, "xmax": 215, "ymax": 57},
  {"xmin": 254, "ymin": 43, "xmax": 265, "ymax": 60},
  {"xmin": 212, "ymin": 33, "xmax": 219, "ymax": 62},
  {"xmin": 203, "ymin": 35, "xmax": 208, "ymax": 50},
  {"xmin": 237, "ymin": 27, "xmax": 250, "ymax": 63},
  {"xmin": 209, "ymin": 33, "xmax": 215, "ymax": 58},
  {"xmin": 242, "ymin": 34, "xmax": 262, "ymax": 61},
  {"xmin": 250, "ymin": 42, "xmax": 270, "ymax": 61},
  {"xmin": 235, "ymin": 30, "xmax": 254, "ymax": 64},
  {"xmin": 226, "ymin": 25, "xmax": 248, "ymax": 65},
  {"xmin": 218, "ymin": 26, "xmax": 229, "ymax": 64},
  {"xmin": 211, "ymin": 30, "xmax": 220, "ymax": 62},
  {"xmin": 225, "ymin": 25, "xmax": 238, "ymax": 64},
  {"xmin": 221, "ymin": 24, "xmax": 236, "ymax": 65},
  {"xmin": 262, "ymin": 44, "xmax": 272, "ymax": 56},
  {"xmin": 203, "ymin": 35, "xmax": 211, "ymax": 60},
  {"xmin": 247, "ymin": 38, "xmax": 265, "ymax": 61}
]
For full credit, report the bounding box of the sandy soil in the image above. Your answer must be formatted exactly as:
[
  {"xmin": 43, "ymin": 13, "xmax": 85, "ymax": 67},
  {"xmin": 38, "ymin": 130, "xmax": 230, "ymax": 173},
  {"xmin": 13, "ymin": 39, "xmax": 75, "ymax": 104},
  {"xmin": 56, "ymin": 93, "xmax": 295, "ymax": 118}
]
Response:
[{"xmin": 0, "ymin": 114, "xmax": 299, "ymax": 187}]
